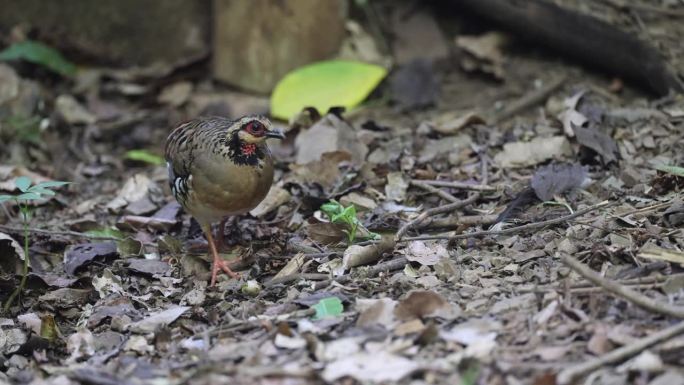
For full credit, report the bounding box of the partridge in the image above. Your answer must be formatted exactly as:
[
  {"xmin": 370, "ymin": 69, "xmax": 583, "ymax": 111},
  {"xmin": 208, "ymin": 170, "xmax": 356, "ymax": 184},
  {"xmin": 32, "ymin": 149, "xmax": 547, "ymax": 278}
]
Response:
[{"xmin": 164, "ymin": 115, "xmax": 284, "ymax": 286}]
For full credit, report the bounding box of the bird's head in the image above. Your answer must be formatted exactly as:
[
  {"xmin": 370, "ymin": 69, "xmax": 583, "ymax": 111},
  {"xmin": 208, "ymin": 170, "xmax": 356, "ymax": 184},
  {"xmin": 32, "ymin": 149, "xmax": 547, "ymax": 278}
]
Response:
[
  {"xmin": 230, "ymin": 116, "xmax": 285, "ymax": 144},
  {"xmin": 225, "ymin": 115, "xmax": 284, "ymax": 165}
]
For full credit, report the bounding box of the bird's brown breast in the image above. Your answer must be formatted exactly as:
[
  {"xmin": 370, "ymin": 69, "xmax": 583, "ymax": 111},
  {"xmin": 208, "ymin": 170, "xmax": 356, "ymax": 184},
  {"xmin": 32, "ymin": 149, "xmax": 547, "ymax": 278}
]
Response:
[{"xmin": 184, "ymin": 149, "xmax": 274, "ymax": 224}]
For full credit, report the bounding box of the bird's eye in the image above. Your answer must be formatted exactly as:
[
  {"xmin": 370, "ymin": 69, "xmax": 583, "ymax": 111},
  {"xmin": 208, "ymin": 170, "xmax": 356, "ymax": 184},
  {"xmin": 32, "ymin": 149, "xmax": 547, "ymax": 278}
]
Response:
[{"xmin": 245, "ymin": 121, "xmax": 265, "ymax": 136}]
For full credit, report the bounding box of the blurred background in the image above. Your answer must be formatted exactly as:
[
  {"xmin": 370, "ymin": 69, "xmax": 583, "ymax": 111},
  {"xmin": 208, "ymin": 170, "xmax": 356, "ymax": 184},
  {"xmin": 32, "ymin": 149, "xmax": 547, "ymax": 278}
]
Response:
[
  {"xmin": 1, "ymin": 2, "xmax": 684, "ymax": 384},
  {"xmin": 0, "ymin": 0, "xmax": 682, "ymax": 176}
]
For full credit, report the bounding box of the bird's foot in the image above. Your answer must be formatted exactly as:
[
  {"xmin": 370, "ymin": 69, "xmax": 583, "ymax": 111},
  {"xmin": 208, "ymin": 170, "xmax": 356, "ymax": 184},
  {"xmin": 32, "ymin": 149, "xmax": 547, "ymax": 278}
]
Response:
[{"xmin": 210, "ymin": 256, "xmax": 241, "ymax": 287}]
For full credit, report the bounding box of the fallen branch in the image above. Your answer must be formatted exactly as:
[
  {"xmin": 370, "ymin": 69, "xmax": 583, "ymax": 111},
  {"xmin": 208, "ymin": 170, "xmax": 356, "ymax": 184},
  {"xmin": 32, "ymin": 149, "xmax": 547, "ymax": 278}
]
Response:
[
  {"xmin": 556, "ymin": 320, "xmax": 684, "ymax": 385},
  {"xmin": 559, "ymin": 253, "xmax": 684, "ymax": 318},
  {"xmin": 521, "ymin": 273, "xmax": 682, "ymax": 294},
  {"xmin": 395, "ymin": 194, "xmax": 479, "ymax": 241},
  {"xmin": 415, "ymin": 214, "xmax": 499, "ymax": 230},
  {"xmin": 409, "ymin": 180, "xmax": 459, "ymax": 203},
  {"xmin": 313, "ymin": 256, "xmax": 409, "ymax": 290},
  {"xmin": 0, "ymin": 225, "xmax": 120, "ymax": 241},
  {"xmin": 403, "ymin": 200, "xmax": 615, "ymax": 242},
  {"xmin": 414, "ymin": 179, "xmax": 499, "ymax": 192},
  {"xmin": 265, "ymin": 273, "xmax": 329, "ymax": 288},
  {"xmin": 455, "ymin": 0, "xmax": 683, "ymax": 95}
]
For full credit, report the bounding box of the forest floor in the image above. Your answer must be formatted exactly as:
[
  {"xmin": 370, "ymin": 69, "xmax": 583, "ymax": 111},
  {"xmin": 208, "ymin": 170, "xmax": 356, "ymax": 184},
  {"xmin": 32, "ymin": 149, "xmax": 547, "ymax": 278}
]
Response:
[{"xmin": 1, "ymin": 2, "xmax": 684, "ymax": 385}]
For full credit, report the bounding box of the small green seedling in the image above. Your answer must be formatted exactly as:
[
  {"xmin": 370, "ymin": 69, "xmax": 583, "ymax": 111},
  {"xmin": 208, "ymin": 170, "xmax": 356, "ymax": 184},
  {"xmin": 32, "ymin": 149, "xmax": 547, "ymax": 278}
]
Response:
[
  {"xmin": 320, "ymin": 200, "xmax": 379, "ymax": 244},
  {"xmin": 0, "ymin": 176, "xmax": 70, "ymax": 312}
]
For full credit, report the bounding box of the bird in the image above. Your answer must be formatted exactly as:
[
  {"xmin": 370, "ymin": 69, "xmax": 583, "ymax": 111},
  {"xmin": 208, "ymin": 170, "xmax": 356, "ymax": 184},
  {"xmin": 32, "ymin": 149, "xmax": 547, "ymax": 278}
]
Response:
[{"xmin": 164, "ymin": 115, "xmax": 285, "ymax": 286}]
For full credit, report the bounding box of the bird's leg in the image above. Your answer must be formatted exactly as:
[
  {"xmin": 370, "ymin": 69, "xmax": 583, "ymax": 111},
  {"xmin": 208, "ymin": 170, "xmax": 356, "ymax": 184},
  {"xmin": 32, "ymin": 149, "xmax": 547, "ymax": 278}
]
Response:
[
  {"xmin": 202, "ymin": 224, "xmax": 240, "ymax": 287},
  {"xmin": 215, "ymin": 217, "xmax": 229, "ymax": 252}
]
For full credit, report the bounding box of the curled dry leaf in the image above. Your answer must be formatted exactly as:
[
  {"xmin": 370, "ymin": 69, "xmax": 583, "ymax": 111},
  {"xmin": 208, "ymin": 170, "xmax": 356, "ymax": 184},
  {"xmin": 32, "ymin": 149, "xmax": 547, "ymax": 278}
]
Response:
[
  {"xmin": 0, "ymin": 232, "xmax": 25, "ymax": 276},
  {"xmin": 129, "ymin": 306, "xmax": 190, "ymax": 333},
  {"xmin": 250, "ymin": 185, "xmax": 291, "ymax": 217},
  {"xmin": 273, "ymin": 253, "xmax": 306, "ymax": 279},
  {"xmin": 106, "ymin": 174, "xmax": 161, "ymax": 213},
  {"xmin": 431, "ymin": 111, "xmax": 486, "ymax": 135},
  {"xmin": 342, "ymin": 237, "xmax": 396, "ymax": 271},
  {"xmin": 404, "ymin": 240, "xmax": 448, "ymax": 266},
  {"xmin": 494, "ymin": 136, "xmax": 572, "ymax": 168},
  {"xmin": 356, "ymin": 298, "xmax": 397, "ymax": 328},
  {"xmin": 558, "ymin": 91, "xmax": 587, "ymax": 137},
  {"xmin": 385, "ymin": 172, "xmax": 408, "ymax": 202}
]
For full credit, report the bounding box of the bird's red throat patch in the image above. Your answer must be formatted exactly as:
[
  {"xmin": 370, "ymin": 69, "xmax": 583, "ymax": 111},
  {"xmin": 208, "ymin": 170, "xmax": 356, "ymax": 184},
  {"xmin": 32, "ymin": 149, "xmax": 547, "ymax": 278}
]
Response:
[{"xmin": 241, "ymin": 143, "xmax": 257, "ymax": 156}]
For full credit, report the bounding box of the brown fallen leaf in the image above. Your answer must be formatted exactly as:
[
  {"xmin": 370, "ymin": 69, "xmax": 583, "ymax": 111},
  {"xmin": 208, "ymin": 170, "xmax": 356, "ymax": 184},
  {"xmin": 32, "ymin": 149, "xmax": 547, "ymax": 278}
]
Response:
[
  {"xmin": 394, "ymin": 290, "xmax": 458, "ymax": 320},
  {"xmin": 403, "ymin": 240, "xmax": 448, "ymax": 266},
  {"xmin": 307, "ymin": 222, "xmax": 347, "ymax": 245},
  {"xmin": 356, "ymin": 298, "xmax": 397, "ymax": 328}
]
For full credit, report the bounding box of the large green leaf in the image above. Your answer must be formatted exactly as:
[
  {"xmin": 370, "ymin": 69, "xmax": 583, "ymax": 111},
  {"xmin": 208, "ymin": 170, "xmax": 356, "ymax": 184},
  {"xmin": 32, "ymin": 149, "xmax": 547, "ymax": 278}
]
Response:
[
  {"xmin": 0, "ymin": 41, "xmax": 76, "ymax": 77},
  {"xmin": 270, "ymin": 60, "xmax": 387, "ymax": 121}
]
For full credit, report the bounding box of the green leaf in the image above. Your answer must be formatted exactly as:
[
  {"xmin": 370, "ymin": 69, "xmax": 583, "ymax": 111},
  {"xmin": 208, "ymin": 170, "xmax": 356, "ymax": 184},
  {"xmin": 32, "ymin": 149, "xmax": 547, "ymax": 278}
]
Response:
[
  {"xmin": 32, "ymin": 181, "xmax": 70, "ymax": 189},
  {"xmin": 271, "ymin": 60, "xmax": 387, "ymax": 120},
  {"xmin": 311, "ymin": 297, "xmax": 344, "ymax": 320},
  {"xmin": 14, "ymin": 176, "xmax": 32, "ymax": 192},
  {"xmin": 655, "ymin": 164, "xmax": 684, "ymax": 177},
  {"xmin": 0, "ymin": 195, "xmax": 14, "ymax": 203},
  {"xmin": 26, "ymin": 188, "xmax": 55, "ymax": 197},
  {"xmin": 0, "ymin": 41, "xmax": 76, "ymax": 77},
  {"xmin": 16, "ymin": 192, "xmax": 41, "ymax": 201},
  {"xmin": 125, "ymin": 150, "xmax": 165, "ymax": 165}
]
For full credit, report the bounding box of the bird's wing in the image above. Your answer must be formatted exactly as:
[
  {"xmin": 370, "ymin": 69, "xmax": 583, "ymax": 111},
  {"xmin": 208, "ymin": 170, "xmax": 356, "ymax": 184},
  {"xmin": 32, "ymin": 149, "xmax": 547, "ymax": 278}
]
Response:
[{"xmin": 164, "ymin": 120, "xmax": 199, "ymax": 205}]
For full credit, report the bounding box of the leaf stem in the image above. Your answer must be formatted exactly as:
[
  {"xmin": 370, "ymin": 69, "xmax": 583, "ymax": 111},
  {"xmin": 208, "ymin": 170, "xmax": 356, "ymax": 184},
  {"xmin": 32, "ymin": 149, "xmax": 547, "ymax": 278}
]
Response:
[{"xmin": 2, "ymin": 203, "xmax": 31, "ymax": 312}]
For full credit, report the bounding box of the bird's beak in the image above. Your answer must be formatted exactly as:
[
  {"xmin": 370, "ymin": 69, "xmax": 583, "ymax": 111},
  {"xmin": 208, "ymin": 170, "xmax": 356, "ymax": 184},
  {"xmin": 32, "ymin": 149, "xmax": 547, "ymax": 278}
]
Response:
[{"xmin": 265, "ymin": 130, "xmax": 286, "ymax": 140}]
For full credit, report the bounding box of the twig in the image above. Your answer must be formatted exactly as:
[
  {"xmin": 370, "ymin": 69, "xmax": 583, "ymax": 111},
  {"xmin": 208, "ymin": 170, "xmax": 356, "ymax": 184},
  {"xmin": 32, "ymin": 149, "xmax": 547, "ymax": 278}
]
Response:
[
  {"xmin": 521, "ymin": 273, "xmax": 681, "ymax": 293},
  {"xmin": 415, "ymin": 214, "xmax": 499, "ymax": 230},
  {"xmin": 559, "ymin": 253, "xmax": 684, "ymax": 318},
  {"xmin": 557, "ymin": 320, "xmax": 684, "ymax": 385},
  {"xmin": 395, "ymin": 194, "xmax": 479, "ymax": 240},
  {"xmin": 403, "ymin": 201, "xmax": 615, "ymax": 242},
  {"xmin": 414, "ymin": 179, "xmax": 499, "ymax": 192},
  {"xmin": 265, "ymin": 273, "xmax": 329, "ymax": 288},
  {"xmin": 492, "ymin": 75, "xmax": 567, "ymax": 124},
  {"xmin": 409, "ymin": 180, "xmax": 459, "ymax": 203},
  {"xmin": 0, "ymin": 225, "xmax": 120, "ymax": 241},
  {"xmin": 312, "ymin": 256, "xmax": 408, "ymax": 290},
  {"xmin": 209, "ymin": 308, "xmax": 316, "ymax": 337}
]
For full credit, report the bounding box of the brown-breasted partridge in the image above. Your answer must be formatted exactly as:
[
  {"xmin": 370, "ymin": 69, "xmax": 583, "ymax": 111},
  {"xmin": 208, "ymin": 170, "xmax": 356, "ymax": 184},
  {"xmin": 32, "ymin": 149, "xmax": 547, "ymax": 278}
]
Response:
[{"xmin": 164, "ymin": 115, "xmax": 284, "ymax": 286}]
